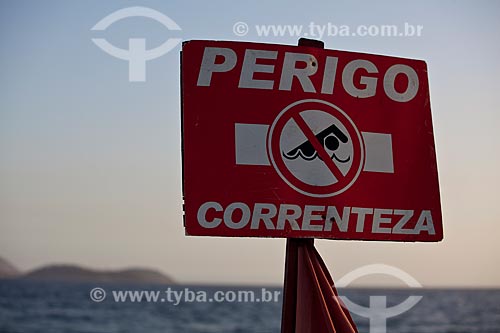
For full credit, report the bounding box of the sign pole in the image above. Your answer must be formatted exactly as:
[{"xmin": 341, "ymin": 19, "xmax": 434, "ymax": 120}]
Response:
[
  {"xmin": 281, "ymin": 238, "xmax": 313, "ymax": 333},
  {"xmin": 280, "ymin": 238, "xmax": 298, "ymax": 333},
  {"xmin": 280, "ymin": 38, "xmax": 325, "ymax": 333}
]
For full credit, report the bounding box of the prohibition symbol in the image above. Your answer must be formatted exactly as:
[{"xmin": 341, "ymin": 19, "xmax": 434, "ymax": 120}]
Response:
[{"xmin": 268, "ymin": 99, "xmax": 365, "ymax": 197}]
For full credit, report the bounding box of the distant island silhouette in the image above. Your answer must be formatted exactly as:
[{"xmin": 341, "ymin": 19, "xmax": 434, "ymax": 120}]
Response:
[
  {"xmin": 0, "ymin": 257, "xmax": 20, "ymax": 278},
  {"xmin": 0, "ymin": 256, "xmax": 174, "ymax": 285}
]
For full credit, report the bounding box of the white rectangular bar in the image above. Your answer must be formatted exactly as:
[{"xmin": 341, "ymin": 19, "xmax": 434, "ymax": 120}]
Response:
[
  {"xmin": 235, "ymin": 123, "xmax": 271, "ymax": 166},
  {"xmin": 362, "ymin": 132, "xmax": 394, "ymax": 173},
  {"xmin": 235, "ymin": 124, "xmax": 394, "ymax": 174}
]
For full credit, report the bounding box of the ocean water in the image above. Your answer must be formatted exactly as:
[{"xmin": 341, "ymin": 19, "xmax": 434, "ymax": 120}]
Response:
[{"xmin": 0, "ymin": 280, "xmax": 499, "ymax": 333}]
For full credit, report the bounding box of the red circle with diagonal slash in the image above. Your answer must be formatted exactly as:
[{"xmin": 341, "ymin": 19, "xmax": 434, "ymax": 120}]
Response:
[{"xmin": 268, "ymin": 99, "xmax": 364, "ymax": 197}]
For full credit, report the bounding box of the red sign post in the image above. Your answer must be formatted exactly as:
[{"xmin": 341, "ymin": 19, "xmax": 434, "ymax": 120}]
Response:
[{"xmin": 181, "ymin": 40, "xmax": 442, "ymax": 242}]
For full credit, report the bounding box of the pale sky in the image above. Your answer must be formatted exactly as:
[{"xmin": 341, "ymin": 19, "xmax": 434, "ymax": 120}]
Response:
[{"xmin": 1, "ymin": 0, "xmax": 499, "ymax": 287}]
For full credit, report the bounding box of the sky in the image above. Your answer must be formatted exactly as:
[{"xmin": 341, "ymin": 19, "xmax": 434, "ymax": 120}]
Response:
[{"xmin": 1, "ymin": 0, "xmax": 499, "ymax": 287}]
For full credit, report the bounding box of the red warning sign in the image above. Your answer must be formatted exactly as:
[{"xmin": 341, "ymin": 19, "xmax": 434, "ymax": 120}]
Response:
[{"xmin": 181, "ymin": 40, "xmax": 443, "ymax": 242}]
